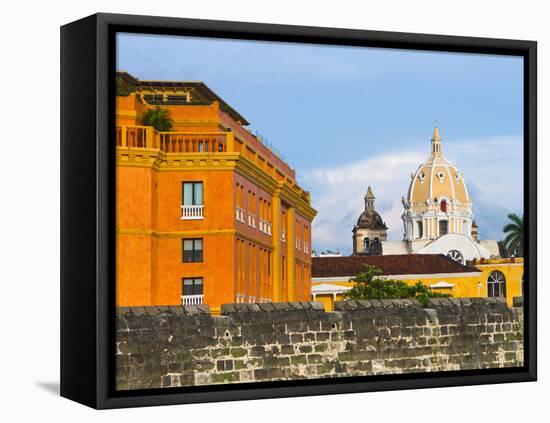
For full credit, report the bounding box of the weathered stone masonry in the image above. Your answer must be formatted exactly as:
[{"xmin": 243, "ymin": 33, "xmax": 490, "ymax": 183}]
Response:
[{"xmin": 116, "ymin": 298, "xmax": 523, "ymax": 390}]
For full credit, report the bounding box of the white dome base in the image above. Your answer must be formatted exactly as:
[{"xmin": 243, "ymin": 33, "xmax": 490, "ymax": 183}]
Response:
[{"xmin": 416, "ymin": 233, "xmax": 491, "ymax": 261}]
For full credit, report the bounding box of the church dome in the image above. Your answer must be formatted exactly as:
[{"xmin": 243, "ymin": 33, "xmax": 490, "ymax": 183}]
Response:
[
  {"xmin": 401, "ymin": 127, "xmax": 475, "ymax": 242},
  {"xmin": 356, "ymin": 209, "xmax": 387, "ymax": 230},
  {"xmin": 356, "ymin": 186, "xmax": 387, "ymax": 230},
  {"xmin": 406, "ymin": 127, "xmax": 470, "ymax": 207}
]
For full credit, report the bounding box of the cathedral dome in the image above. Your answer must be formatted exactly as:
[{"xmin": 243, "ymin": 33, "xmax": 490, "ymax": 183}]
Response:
[
  {"xmin": 406, "ymin": 127, "xmax": 470, "ymax": 208},
  {"xmin": 401, "ymin": 127, "xmax": 475, "ymax": 242}
]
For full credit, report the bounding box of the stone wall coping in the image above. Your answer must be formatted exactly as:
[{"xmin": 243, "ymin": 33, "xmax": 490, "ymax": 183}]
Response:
[
  {"xmin": 116, "ymin": 297, "xmax": 511, "ymax": 317},
  {"xmin": 116, "ymin": 304, "xmax": 211, "ymax": 316}
]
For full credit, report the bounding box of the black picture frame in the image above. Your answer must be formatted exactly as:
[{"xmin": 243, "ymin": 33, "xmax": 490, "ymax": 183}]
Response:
[{"xmin": 60, "ymin": 12, "xmax": 537, "ymax": 409}]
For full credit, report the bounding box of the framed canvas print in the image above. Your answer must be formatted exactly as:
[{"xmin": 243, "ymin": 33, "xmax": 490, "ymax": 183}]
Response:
[{"xmin": 60, "ymin": 13, "xmax": 537, "ymax": 409}]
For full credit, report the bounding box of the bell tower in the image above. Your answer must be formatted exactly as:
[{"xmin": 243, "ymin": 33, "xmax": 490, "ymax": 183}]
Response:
[{"xmin": 352, "ymin": 186, "xmax": 387, "ymax": 255}]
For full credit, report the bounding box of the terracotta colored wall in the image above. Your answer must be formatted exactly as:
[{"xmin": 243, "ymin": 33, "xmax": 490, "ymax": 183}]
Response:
[
  {"xmin": 116, "ymin": 165, "xmax": 154, "ymax": 307},
  {"xmin": 115, "ymin": 90, "xmax": 315, "ymax": 311},
  {"xmin": 152, "ymin": 235, "xmax": 235, "ymax": 308}
]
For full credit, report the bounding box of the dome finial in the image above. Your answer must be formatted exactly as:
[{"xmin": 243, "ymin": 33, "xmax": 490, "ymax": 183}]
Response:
[
  {"xmin": 431, "ymin": 125, "xmax": 442, "ymax": 158},
  {"xmin": 366, "ymin": 186, "xmax": 375, "ymax": 199}
]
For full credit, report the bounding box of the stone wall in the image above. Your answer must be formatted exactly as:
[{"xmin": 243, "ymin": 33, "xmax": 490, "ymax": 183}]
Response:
[{"xmin": 116, "ymin": 298, "xmax": 524, "ymax": 390}]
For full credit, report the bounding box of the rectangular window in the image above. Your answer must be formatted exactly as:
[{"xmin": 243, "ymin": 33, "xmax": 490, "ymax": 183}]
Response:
[
  {"xmin": 182, "ymin": 277, "xmax": 203, "ymax": 296},
  {"xmin": 182, "ymin": 238, "xmax": 203, "ymax": 262},
  {"xmin": 439, "ymin": 220, "xmax": 448, "ymax": 236},
  {"xmin": 182, "ymin": 182, "xmax": 203, "ymax": 205}
]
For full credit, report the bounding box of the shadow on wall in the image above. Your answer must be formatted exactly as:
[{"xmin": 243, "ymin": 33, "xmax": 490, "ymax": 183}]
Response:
[{"xmin": 36, "ymin": 381, "xmax": 60, "ymax": 396}]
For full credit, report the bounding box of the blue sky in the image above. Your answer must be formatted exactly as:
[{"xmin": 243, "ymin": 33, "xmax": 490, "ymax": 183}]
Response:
[{"xmin": 117, "ymin": 33, "xmax": 524, "ymax": 254}]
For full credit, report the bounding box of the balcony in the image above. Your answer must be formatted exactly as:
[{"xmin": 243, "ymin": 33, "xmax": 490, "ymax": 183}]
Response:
[
  {"xmin": 259, "ymin": 219, "xmax": 272, "ymax": 236},
  {"xmin": 304, "ymin": 242, "xmax": 310, "ymax": 254},
  {"xmin": 235, "ymin": 207, "xmax": 245, "ymax": 223},
  {"xmin": 182, "ymin": 294, "xmax": 204, "ymax": 306},
  {"xmin": 181, "ymin": 205, "xmax": 204, "ymax": 220},
  {"xmin": 236, "ymin": 294, "xmax": 263, "ymax": 303},
  {"xmin": 248, "ymin": 213, "xmax": 256, "ymax": 228},
  {"xmin": 116, "ymin": 125, "xmax": 231, "ymax": 152}
]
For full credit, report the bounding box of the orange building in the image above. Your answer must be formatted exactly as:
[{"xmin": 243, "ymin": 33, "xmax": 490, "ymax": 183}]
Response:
[{"xmin": 115, "ymin": 72, "xmax": 317, "ymax": 313}]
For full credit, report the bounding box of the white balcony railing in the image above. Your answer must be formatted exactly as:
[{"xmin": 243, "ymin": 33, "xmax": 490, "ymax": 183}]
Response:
[
  {"xmin": 182, "ymin": 294, "xmax": 204, "ymax": 305},
  {"xmin": 235, "ymin": 207, "xmax": 245, "ymax": 223},
  {"xmin": 248, "ymin": 213, "xmax": 256, "ymax": 228},
  {"xmin": 304, "ymin": 242, "xmax": 310, "ymax": 254},
  {"xmin": 258, "ymin": 219, "xmax": 272, "ymax": 236},
  {"xmin": 181, "ymin": 205, "xmax": 204, "ymax": 220}
]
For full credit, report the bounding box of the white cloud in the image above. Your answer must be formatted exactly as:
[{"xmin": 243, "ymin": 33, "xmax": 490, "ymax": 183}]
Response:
[
  {"xmin": 300, "ymin": 151, "xmax": 425, "ymax": 254},
  {"xmin": 300, "ymin": 135, "xmax": 523, "ymax": 255}
]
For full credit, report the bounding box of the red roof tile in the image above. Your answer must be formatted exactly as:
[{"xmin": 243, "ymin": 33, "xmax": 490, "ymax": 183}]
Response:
[{"xmin": 312, "ymin": 254, "xmax": 481, "ymax": 278}]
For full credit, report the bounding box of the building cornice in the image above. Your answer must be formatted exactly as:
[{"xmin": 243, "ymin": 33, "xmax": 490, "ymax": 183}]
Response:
[{"xmin": 116, "ymin": 147, "xmax": 317, "ymax": 219}]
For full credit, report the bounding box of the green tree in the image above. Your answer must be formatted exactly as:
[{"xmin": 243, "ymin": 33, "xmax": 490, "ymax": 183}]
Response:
[
  {"xmin": 141, "ymin": 106, "xmax": 174, "ymax": 131},
  {"xmin": 116, "ymin": 75, "xmax": 136, "ymax": 96},
  {"xmin": 503, "ymin": 213, "xmax": 524, "ymax": 257},
  {"xmin": 345, "ymin": 265, "xmax": 450, "ymax": 306}
]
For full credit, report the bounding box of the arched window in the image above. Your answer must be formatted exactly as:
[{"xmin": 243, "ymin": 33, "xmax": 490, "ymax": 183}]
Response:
[
  {"xmin": 363, "ymin": 237, "xmax": 369, "ymax": 252},
  {"xmin": 487, "ymin": 270, "xmax": 506, "ymax": 298},
  {"xmin": 440, "ymin": 200, "xmax": 447, "ymax": 213},
  {"xmin": 447, "ymin": 249, "xmax": 464, "ymax": 265},
  {"xmin": 417, "ymin": 221, "xmax": 423, "ymax": 239}
]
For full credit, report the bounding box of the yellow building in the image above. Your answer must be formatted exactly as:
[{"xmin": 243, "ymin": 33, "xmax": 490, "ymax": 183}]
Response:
[
  {"xmin": 311, "ymin": 255, "xmax": 523, "ymax": 310},
  {"xmin": 115, "ymin": 72, "xmax": 316, "ymax": 313}
]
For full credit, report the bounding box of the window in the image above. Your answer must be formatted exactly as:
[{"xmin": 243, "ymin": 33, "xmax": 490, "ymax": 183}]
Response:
[
  {"xmin": 182, "ymin": 277, "xmax": 203, "ymax": 296},
  {"xmin": 440, "ymin": 200, "xmax": 447, "ymax": 213},
  {"xmin": 447, "ymin": 249, "xmax": 464, "ymax": 265},
  {"xmin": 363, "ymin": 237, "xmax": 370, "ymax": 252},
  {"xmin": 182, "ymin": 182, "xmax": 203, "ymax": 205},
  {"xmin": 182, "ymin": 238, "xmax": 203, "ymax": 262},
  {"xmin": 182, "ymin": 182, "xmax": 204, "ymax": 220},
  {"xmin": 487, "ymin": 270, "xmax": 506, "ymax": 298},
  {"xmin": 417, "ymin": 221, "xmax": 423, "ymax": 239},
  {"xmin": 439, "ymin": 220, "xmax": 448, "ymax": 236},
  {"xmin": 521, "ymin": 274, "xmax": 524, "ymax": 296}
]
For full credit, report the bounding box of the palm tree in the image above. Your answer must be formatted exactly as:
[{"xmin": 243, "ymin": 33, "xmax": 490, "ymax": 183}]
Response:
[
  {"xmin": 141, "ymin": 106, "xmax": 173, "ymax": 131},
  {"xmin": 503, "ymin": 213, "xmax": 524, "ymax": 257}
]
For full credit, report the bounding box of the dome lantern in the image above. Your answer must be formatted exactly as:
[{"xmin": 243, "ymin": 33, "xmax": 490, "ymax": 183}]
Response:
[
  {"xmin": 431, "ymin": 126, "xmax": 442, "ymax": 158},
  {"xmin": 365, "ymin": 186, "xmax": 375, "ymax": 210}
]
